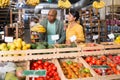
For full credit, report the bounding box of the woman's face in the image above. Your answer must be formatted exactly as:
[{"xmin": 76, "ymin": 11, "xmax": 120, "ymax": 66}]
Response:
[{"xmin": 67, "ymin": 13, "xmax": 76, "ymax": 22}]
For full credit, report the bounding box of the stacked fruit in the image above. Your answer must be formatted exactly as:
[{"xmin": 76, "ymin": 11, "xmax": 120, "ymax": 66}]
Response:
[
  {"xmin": 108, "ymin": 55, "xmax": 120, "ymax": 65},
  {"xmin": 114, "ymin": 36, "xmax": 120, "ymax": 44},
  {"xmin": 0, "ymin": 38, "xmax": 31, "ymax": 51},
  {"xmin": 31, "ymin": 24, "xmax": 46, "ymax": 33},
  {"xmin": 31, "ymin": 42, "xmax": 54, "ymax": 50},
  {"xmin": 26, "ymin": 0, "xmax": 40, "ymax": 6},
  {"xmin": 55, "ymin": 42, "xmax": 77, "ymax": 48},
  {"xmin": 60, "ymin": 60, "xmax": 92, "ymax": 79},
  {"xmin": 58, "ymin": 0, "xmax": 71, "ymax": 9},
  {"xmin": 85, "ymin": 55, "xmax": 120, "ymax": 75},
  {"xmin": 0, "ymin": 0, "xmax": 10, "ymax": 8},
  {"xmin": 30, "ymin": 60, "xmax": 60, "ymax": 80},
  {"xmin": 92, "ymin": 0, "xmax": 105, "ymax": 9}
]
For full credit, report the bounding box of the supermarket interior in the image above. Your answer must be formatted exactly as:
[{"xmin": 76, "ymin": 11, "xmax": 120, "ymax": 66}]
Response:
[{"xmin": 0, "ymin": 0, "xmax": 120, "ymax": 80}]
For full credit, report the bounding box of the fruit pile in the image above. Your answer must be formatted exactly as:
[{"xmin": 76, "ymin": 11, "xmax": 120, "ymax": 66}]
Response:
[
  {"xmin": 3, "ymin": 62, "xmax": 26, "ymax": 80},
  {"xmin": 114, "ymin": 36, "xmax": 120, "ymax": 44},
  {"xmin": 55, "ymin": 42, "xmax": 77, "ymax": 48},
  {"xmin": 108, "ymin": 55, "xmax": 120, "ymax": 65},
  {"xmin": 58, "ymin": 0, "xmax": 71, "ymax": 9},
  {"xmin": 31, "ymin": 42, "xmax": 54, "ymax": 49},
  {"xmin": 0, "ymin": 38, "xmax": 31, "ymax": 51},
  {"xmin": 0, "ymin": 0, "xmax": 10, "ymax": 8},
  {"xmin": 92, "ymin": 0, "xmax": 105, "ymax": 9},
  {"xmin": 31, "ymin": 24, "xmax": 46, "ymax": 33},
  {"xmin": 85, "ymin": 55, "xmax": 120, "ymax": 75},
  {"xmin": 26, "ymin": 0, "xmax": 40, "ymax": 6},
  {"xmin": 60, "ymin": 60, "xmax": 92, "ymax": 79},
  {"xmin": 30, "ymin": 60, "xmax": 60, "ymax": 80}
]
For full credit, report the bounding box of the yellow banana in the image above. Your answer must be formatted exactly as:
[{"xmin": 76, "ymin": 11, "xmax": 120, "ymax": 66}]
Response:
[
  {"xmin": 58, "ymin": 0, "xmax": 71, "ymax": 9},
  {"xmin": 92, "ymin": 0, "xmax": 105, "ymax": 9}
]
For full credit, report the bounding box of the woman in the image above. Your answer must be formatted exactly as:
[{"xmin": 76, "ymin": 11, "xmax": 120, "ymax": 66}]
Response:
[{"xmin": 66, "ymin": 9, "xmax": 85, "ymax": 44}]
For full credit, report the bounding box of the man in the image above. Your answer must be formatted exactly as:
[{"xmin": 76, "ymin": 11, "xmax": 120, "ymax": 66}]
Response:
[{"xmin": 40, "ymin": 9, "xmax": 66, "ymax": 44}]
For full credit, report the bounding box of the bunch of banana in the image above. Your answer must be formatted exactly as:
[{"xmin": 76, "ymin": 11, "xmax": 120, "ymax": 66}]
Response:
[
  {"xmin": 0, "ymin": 0, "xmax": 10, "ymax": 8},
  {"xmin": 58, "ymin": 0, "xmax": 71, "ymax": 9},
  {"xmin": 92, "ymin": 0, "xmax": 105, "ymax": 9},
  {"xmin": 26, "ymin": 0, "xmax": 40, "ymax": 6},
  {"xmin": 31, "ymin": 24, "xmax": 46, "ymax": 33}
]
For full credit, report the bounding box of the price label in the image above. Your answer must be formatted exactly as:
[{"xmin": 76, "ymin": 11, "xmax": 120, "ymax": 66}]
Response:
[
  {"xmin": 70, "ymin": 35, "xmax": 76, "ymax": 42},
  {"xmin": 51, "ymin": 34, "xmax": 59, "ymax": 41},
  {"xmin": 22, "ymin": 70, "xmax": 46, "ymax": 77},
  {"xmin": 93, "ymin": 35, "xmax": 99, "ymax": 40},
  {"xmin": 108, "ymin": 33, "xmax": 115, "ymax": 39},
  {"xmin": 4, "ymin": 37, "xmax": 13, "ymax": 43},
  {"xmin": 91, "ymin": 65, "xmax": 109, "ymax": 69}
]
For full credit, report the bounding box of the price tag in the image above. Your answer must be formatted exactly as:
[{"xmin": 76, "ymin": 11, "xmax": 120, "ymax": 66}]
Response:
[
  {"xmin": 91, "ymin": 65, "xmax": 109, "ymax": 69},
  {"xmin": 4, "ymin": 37, "xmax": 13, "ymax": 43},
  {"xmin": 22, "ymin": 70, "xmax": 46, "ymax": 77},
  {"xmin": 70, "ymin": 35, "xmax": 76, "ymax": 42},
  {"xmin": 108, "ymin": 33, "xmax": 115, "ymax": 39},
  {"xmin": 51, "ymin": 34, "xmax": 59, "ymax": 41},
  {"xmin": 93, "ymin": 35, "xmax": 99, "ymax": 40}
]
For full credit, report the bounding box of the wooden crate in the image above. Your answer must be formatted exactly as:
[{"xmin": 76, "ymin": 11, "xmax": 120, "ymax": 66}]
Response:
[
  {"xmin": 80, "ymin": 56, "xmax": 120, "ymax": 80},
  {"xmin": 79, "ymin": 43, "xmax": 104, "ymax": 52},
  {"xmin": 56, "ymin": 58, "xmax": 98, "ymax": 80},
  {"xmin": 101, "ymin": 42, "xmax": 120, "ymax": 49},
  {"xmin": 28, "ymin": 59, "xmax": 61, "ymax": 80},
  {"xmin": 0, "ymin": 49, "xmax": 56, "ymax": 61}
]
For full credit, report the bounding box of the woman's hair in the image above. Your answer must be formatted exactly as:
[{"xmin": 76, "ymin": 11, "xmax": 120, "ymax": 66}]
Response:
[{"xmin": 69, "ymin": 9, "xmax": 79, "ymax": 21}]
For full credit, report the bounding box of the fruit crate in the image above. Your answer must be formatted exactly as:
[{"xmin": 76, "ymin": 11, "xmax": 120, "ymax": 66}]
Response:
[
  {"xmin": 100, "ymin": 42, "xmax": 120, "ymax": 55},
  {"xmin": 3, "ymin": 61, "xmax": 30, "ymax": 80},
  {"xmin": 101, "ymin": 42, "xmax": 120, "ymax": 50},
  {"xmin": 0, "ymin": 48, "xmax": 57, "ymax": 61},
  {"xmin": 56, "ymin": 58, "xmax": 98, "ymax": 80},
  {"xmin": 55, "ymin": 43, "xmax": 81, "ymax": 58},
  {"xmin": 81, "ymin": 43, "xmax": 104, "ymax": 51},
  {"xmin": 29, "ymin": 59, "xmax": 61, "ymax": 80},
  {"xmin": 81, "ymin": 55, "xmax": 120, "ymax": 80}
]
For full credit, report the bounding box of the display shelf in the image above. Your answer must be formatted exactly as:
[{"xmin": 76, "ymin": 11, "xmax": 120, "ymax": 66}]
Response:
[
  {"xmin": 0, "ymin": 43, "xmax": 119, "ymax": 62},
  {"xmin": 80, "ymin": 7, "xmax": 101, "ymax": 43},
  {"xmin": 0, "ymin": 44, "xmax": 120, "ymax": 79}
]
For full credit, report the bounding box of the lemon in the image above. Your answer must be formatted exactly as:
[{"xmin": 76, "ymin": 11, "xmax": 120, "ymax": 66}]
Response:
[
  {"xmin": 15, "ymin": 42, "xmax": 22, "ymax": 49},
  {"xmin": 17, "ymin": 38, "xmax": 22, "ymax": 42},
  {"xmin": 16, "ymin": 47, "xmax": 21, "ymax": 50},
  {"xmin": 22, "ymin": 41, "xmax": 26, "ymax": 47},
  {"xmin": 26, "ymin": 44, "xmax": 31, "ymax": 49},
  {"xmin": 22, "ymin": 46, "xmax": 28, "ymax": 50}
]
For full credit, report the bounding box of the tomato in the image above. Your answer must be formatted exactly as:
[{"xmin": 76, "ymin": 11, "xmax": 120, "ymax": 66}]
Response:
[
  {"xmin": 44, "ymin": 62, "xmax": 50, "ymax": 67},
  {"xmin": 53, "ymin": 72, "xmax": 58, "ymax": 76},
  {"xmin": 33, "ymin": 62, "xmax": 38, "ymax": 67},
  {"xmin": 85, "ymin": 56, "xmax": 92, "ymax": 63},
  {"xmin": 96, "ymin": 60, "xmax": 102, "ymax": 65},
  {"xmin": 91, "ymin": 60, "xmax": 96, "ymax": 65},
  {"xmin": 94, "ymin": 69, "xmax": 102, "ymax": 75},
  {"xmin": 115, "ymin": 70, "xmax": 120, "ymax": 74},
  {"xmin": 109, "ymin": 63, "xmax": 116, "ymax": 68},
  {"xmin": 48, "ymin": 72, "xmax": 53, "ymax": 77},
  {"xmin": 100, "ymin": 55, "xmax": 107, "ymax": 61},
  {"xmin": 35, "ymin": 77, "xmax": 44, "ymax": 80},
  {"xmin": 52, "ymin": 66, "xmax": 57, "ymax": 71},
  {"xmin": 37, "ymin": 65, "xmax": 43, "ymax": 70},
  {"xmin": 37, "ymin": 60, "xmax": 43, "ymax": 64},
  {"xmin": 55, "ymin": 76, "xmax": 60, "ymax": 80}
]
